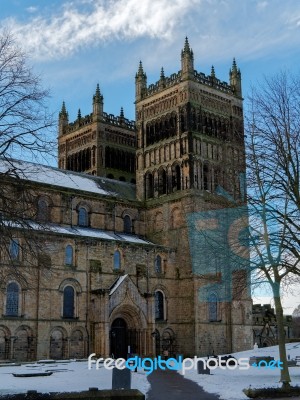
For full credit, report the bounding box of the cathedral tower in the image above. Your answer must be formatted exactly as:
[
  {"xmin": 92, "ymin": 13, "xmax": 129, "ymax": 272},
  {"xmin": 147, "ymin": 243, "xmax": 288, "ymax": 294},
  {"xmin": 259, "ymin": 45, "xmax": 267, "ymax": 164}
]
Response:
[
  {"xmin": 58, "ymin": 85, "xmax": 136, "ymax": 182},
  {"xmin": 135, "ymin": 39, "xmax": 251, "ymax": 355},
  {"xmin": 135, "ymin": 38, "xmax": 245, "ymax": 202},
  {"xmin": 136, "ymin": 39, "xmax": 245, "ymax": 200}
]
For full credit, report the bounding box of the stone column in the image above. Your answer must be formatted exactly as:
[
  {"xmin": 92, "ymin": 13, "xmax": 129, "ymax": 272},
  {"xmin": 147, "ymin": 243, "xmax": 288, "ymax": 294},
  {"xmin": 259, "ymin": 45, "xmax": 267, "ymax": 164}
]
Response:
[
  {"xmin": 103, "ymin": 291, "xmax": 110, "ymax": 357},
  {"xmin": 10, "ymin": 336, "xmax": 16, "ymax": 360},
  {"xmin": 66, "ymin": 337, "xmax": 70, "ymax": 359}
]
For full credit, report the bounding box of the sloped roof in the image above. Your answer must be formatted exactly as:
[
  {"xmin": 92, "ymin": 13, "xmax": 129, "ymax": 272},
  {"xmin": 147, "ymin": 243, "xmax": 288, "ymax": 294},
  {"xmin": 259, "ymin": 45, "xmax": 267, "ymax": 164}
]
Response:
[
  {"xmin": 42, "ymin": 223, "xmax": 154, "ymax": 245},
  {"xmin": 4, "ymin": 219, "xmax": 156, "ymax": 245},
  {"xmin": 109, "ymin": 274, "xmax": 129, "ymax": 295},
  {"xmin": 0, "ymin": 158, "xmax": 137, "ymax": 201}
]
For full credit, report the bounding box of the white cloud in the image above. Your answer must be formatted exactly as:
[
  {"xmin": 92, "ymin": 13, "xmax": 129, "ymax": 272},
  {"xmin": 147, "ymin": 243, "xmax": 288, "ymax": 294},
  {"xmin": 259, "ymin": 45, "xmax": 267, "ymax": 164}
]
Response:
[
  {"xmin": 256, "ymin": 1, "xmax": 268, "ymax": 11},
  {"xmin": 186, "ymin": 0, "xmax": 300, "ymax": 64},
  {"xmin": 5, "ymin": 0, "xmax": 201, "ymax": 61},
  {"xmin": 3, "ymin": 0, "xmax": 300, "ymax": 68},
  {"xmin": 26, "ymin": 6, "xmax": 38, "ymax": 13}
]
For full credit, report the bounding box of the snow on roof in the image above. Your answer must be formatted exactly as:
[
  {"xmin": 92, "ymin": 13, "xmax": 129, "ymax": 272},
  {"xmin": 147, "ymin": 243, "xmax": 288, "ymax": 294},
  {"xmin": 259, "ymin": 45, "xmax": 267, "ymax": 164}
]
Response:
[
  {"xmin": 0, "ymin": 158, "xmax": 136, "ymax": 200},
  {"xmin": 50, "ymin": 225, "xmax": 154, "ymax": 245},
  {"xmin": 10, "ymin": 220, "xmax": 155, "ymax": 246},
  {"xmin": 109, "ymin": 274, "xmax": 128, "ymax": 295}
]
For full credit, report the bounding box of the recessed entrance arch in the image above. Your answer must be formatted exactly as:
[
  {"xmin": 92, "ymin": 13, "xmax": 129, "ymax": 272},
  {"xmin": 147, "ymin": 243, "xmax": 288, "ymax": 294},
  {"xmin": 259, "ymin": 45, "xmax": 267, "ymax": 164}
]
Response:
[
  {"xmin": 110, "ymin": 312, "xmax": 142, "ymax": 358},
  {"xmin": 110, "ymin": 318, "xmax": 128, "ymax": 359},
  {"xmin": 109, "ymin": 283, "xmax": 149, "ymax": 357}
]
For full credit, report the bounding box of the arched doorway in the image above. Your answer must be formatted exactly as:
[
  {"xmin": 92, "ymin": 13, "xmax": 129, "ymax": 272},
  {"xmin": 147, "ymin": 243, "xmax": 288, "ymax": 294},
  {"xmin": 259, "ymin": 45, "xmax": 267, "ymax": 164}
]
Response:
[
  {"xmin": 110, "ymin": 318, "xmax": 127, "ymax": 359},
  {"xmin": 70, "ymin": 329, "xmax": 85, "ymax": 359},
  {"xmin": 14, "ymin": 327, "xmax": 34, "ymax": 361},
  {"xmin": 0, "ymin": 327, "xmax": 10, "ymax": 360},
  {"xmin": 50, "ymin": 329, "xmax": 66, "ymax": 359},
  {"xmin": 162, "ymin": 328, "xmax": 176, "ymax": 357}
]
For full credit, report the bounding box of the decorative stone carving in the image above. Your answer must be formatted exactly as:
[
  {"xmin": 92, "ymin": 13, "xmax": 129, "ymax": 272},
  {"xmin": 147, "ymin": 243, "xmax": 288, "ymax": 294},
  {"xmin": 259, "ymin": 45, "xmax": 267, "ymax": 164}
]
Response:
[{"xmin": 109, "ymin": 277, "xmax": 147, "ymax": 317}]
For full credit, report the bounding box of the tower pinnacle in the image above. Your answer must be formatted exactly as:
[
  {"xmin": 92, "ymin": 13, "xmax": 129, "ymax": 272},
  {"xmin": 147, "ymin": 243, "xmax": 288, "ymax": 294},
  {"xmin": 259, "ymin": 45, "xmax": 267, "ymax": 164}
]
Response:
[
  {"xmin": 229, "ymin": 58, "xmax": 242, "ymax": 97},
  {"xmin": 60, "ymin": 101, "xmax": 67, "ymax": 116},
  {"xmin": 184, "ymin": 37, "xmax": 190, "ymax": 52},
  {"xmin": 211, "ymin": 65, "xmax": 216, "ymax": 78},
  {"xmin": 159, "ymin": 67, "xmax": 166, "ymax": 89},
  {"xmin": 93, "ymin": 83, "xmax": 103, "ymax": 120},
  {"xmin": 136, "ymin": 61, "xmax": 145, "ymax": 78},
  {"xmin": 135, "ymin": 61, "xmax": 147, "ymax": 101},
  {"xmin": 181, "ymin": 37, "xmax": 194, "ymax": 80},
  {"xmin": 93, "ymin": 83, "xmax": 103, "ymax": 104},
  {"xmin": 58, "ymin": 101, "xmax": 68, "ymax": 136},
  {"xmin": 232, "ymin": 58, "xmax": 238, "ymax": 73}
]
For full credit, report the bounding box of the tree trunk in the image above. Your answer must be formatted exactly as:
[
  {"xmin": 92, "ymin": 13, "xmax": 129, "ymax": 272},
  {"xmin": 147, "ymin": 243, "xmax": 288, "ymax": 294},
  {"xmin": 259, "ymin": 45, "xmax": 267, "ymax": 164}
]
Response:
[{"xmin": 273, "ymin": 282, "xmax": 291, "ymax": 386}]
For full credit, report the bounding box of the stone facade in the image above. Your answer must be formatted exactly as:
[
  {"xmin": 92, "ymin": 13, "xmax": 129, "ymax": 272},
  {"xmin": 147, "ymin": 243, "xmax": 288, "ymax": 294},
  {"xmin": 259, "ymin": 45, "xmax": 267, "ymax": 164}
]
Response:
[{"xmin": 0, "ymin": 39, "xmax": 253, "ymax": 362}]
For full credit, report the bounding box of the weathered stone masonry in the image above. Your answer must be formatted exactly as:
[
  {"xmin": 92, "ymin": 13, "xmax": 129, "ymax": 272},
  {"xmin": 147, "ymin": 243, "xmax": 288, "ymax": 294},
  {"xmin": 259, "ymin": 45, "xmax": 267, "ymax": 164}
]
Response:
[{"xmin": 0, "ymin": 39, "xmax": 252, "ymax": 361}]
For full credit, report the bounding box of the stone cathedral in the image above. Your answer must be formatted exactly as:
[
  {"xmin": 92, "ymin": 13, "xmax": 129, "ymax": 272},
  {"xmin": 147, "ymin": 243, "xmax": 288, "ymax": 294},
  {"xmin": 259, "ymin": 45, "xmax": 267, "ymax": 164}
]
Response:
[{"xmin": 0, "ymin": 39, "xmax": 252, "ymax": 362}]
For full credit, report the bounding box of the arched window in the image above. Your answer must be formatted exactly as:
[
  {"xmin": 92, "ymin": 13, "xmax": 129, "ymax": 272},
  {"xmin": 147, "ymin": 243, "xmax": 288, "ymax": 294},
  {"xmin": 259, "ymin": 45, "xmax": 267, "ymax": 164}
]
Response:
[
  {"xmin": 172, "ymin": 165, "xmax": 181, "ymax": 191},
  {"xmin": 175, "ymin": 165, "xmax": 181, "ymax": 191},
  {"xmin": 146, "ymin": 172, "xmax": 154, "ymax": 199},
  {"xmin": 63, "ymin": 286, "xmax": 75, "ymax": 318},
  {"xmin": 65, "ymin": 245, "xmax": 73, "ymax": 266},
  {"xmin": 203, "ymin": 164, "xmax": 209, "ymax": 191},
  {"xmin": 155, "ymin": 255, "xmax": 162, "ymax": 273},
  {"xmin": 10, "ymin": 239, "xmax": 20, "ymax": 260},
  {"xmin": 208, "ymin": 293, "xmax": 218, "ymax": 321},
  {"xmin": 113, "ymin": 250, "xmax": 121, "ymax": 270},
  {"xmin": 158, "ymin": 169, "xmax": 167, "ymax": 195},
  {"xmin": 78, "ymin": 207, "xmax": 88, "ymax": 227},
  {"xmin": 37, "ymin": 199, "xmax": 49, "ymax": 222},
  {"xmin": 123, "ymin": 215, "xmax": 132, "ymax": 234},
  {"xmin": 155, "ymin": 291, "xmax": 164, "ymax": 320},
  {"xmin": 6, "ymin": 282, "xmax": 19, "ymax": 316}
]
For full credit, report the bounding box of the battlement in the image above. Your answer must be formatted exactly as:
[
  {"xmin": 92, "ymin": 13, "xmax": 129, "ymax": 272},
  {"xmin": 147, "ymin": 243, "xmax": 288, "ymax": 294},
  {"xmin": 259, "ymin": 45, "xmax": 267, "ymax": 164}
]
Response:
[
  {"xmin": 147, "ymin": 71, "xmax": 182, "ymax": 95},
  {"xmin": 136, "ymin": 38, "xmax": 241, "ymax": 102},
  {"xmin": 103, "ymin": 111, "xmax": 135, "ymax": 130},
  {"xmin": 66, "ymin": 113, "xmax": 93, "ymax": 132},
  {"xmin": 62, "ymin": 111, "xmax": 135, "ymax": 135},
  {"xmin": 144, "ymin": 69, "xmax": 234, "ymax": 98},
  {"xmin": 193, "ymin": 70, "xmax": 234, "ymax": 95}
]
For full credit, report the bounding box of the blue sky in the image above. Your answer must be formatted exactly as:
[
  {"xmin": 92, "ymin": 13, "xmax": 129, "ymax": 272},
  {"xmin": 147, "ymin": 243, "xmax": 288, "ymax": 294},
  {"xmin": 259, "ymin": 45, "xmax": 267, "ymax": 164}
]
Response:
[
  {"xmin": 3, "ymin": 0, "xmax": 300, "ymax": 125},
  {"xmin": 2, "ymin": 0, "xmax": 300, "ymax": 312}
]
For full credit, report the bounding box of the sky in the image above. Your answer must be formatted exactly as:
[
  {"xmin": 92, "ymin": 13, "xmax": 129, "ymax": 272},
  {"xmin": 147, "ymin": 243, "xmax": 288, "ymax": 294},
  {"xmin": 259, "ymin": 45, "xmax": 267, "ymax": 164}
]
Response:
[
  {"xmin": 1, "ymin": 0, "xmax": 300, "ymax": 313},
  {"xmin": 3, "ymin": 0, "xmax": 300, "ymax": 124}
]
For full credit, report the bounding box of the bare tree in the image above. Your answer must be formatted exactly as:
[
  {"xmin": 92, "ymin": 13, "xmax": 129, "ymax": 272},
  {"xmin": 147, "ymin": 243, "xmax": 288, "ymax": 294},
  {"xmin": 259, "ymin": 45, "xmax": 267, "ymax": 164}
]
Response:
[
  {"xmin": 248, "ymin": 71, "xmax": 300, "ymax": 252},
  {"xmin": 247, "ymin": 143, "xmax": 298, "ymax": 386},
  {"xmin": 0, "ymin": 31, "xmax": 54, "ymax": 159},
  {"xmin": 244, "ymin": 73, "xmax": 300, "ymax": 387},
  {"xmin": 229, "ymin": 72, "xmax": 300, "ymax": 387},
  {"xmin": 191, "ymin": 71, "xmax": 300, "ymax": 388},
  {"xmin": 0, "ymin": 30, "xmax": 55, "ymax": 268}
]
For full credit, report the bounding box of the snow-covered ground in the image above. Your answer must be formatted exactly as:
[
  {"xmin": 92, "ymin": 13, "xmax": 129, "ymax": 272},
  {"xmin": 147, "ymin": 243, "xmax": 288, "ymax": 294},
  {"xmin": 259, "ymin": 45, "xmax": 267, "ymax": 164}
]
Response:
[
  {"xmin": 182, "ymin": 342, "xmax": 300, "ymax": 400},
  {"xmin": 1, "ymin": 343, "xmax": 300, "ymax": 399},
  {"xmin": 0, "ymin": 360, "xmax": 150, "ymax": 396}
]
